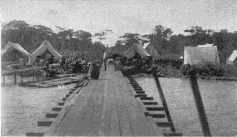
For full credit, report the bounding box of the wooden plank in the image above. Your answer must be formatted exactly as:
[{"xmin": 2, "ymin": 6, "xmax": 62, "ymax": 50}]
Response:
[
  {"xmin": 98, "ymin": 71, "xmax": 113, "ymax": 136},
  {"xmin": 86, "ymin": 80, "xmax": 105, "ymax": 136},
  {"xmin": 108, "ymin": 72, "xmax": 120, "ymax": 136},
  {"xmin": 114, "ymin": 75, "xmax": 134, "ymax": 136},
  {"xmin": 73, "ymin": 94, "xmax": 95, "ymax": 136},
  {"xmin": 51, "ymin": 81, "xmax": 95, "ymax": 136},
  {"xmin": 113, "ymin": 73, "xmax": 151, "ymax": 136},
  {"xmin": 51, "ymin": 65, "xmax": 163, "ymax": 136}
]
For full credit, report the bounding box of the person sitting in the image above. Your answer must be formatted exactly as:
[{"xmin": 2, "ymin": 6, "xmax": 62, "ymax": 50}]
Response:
[
  {"xmin": 59, "ymin": 57, "xmax": 66, "ymax": 69},
  {"xmin": 72, "ymin": 58, "xmax": 83, "ymax": 73},
  {"xmin": 120, "ymin": 57, "xmax": 128, "ymax": 66}
]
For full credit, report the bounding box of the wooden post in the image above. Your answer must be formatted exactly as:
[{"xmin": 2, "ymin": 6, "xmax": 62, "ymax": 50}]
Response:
[
  {"xmin": 3, "ymin": 75, "xmax": 5, "ymax": 86},
  {"xmin": 33, "ymin": 70, "xmax": 35, "ymax": 82},
  {"xmin": 21, "ymin": 72, "xmax": 23, "ymax": 83},
  {"xmin": 189, "ymin": 70, "xmax": 211, "ymax": 136},
  {"xmin": 153, "ymin": 73, "xmax": 176, "ymax": 132},
  {"xmin": 14, "ymin": 70, "xmax": 17, "ymax": 85}
]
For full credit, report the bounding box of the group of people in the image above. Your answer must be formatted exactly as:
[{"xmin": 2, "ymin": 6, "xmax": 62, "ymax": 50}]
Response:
[
  {"xmin": 102, "ymin": 50, "xmax": 158, "ymax": 75},
  {"xmin": 33, "ymin": 55, "xmax": 88, "ymax": 77},
  {"xmin": 121, "ymin": 55, "xmax": 157, "ymax": 75}
]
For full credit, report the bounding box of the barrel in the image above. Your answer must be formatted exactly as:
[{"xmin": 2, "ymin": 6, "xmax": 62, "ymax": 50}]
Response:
[{"xmin": 90, "ymin": 63, "xmax": 100, "ymax": 79}]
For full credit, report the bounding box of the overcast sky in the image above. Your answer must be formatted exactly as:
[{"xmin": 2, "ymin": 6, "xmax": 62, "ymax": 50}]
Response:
[{"xmin": 1, "ymin": 0, "xmax": 237, "ymax": 46}]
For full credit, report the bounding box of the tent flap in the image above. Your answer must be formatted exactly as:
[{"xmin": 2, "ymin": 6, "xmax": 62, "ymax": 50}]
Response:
[
  {"xmin": 123, "ymin": 43, "xmax": 150, "ymax": 58},
  {"xmin": 227, "ymin": 50, "xmax": 237, "ymax": 62},
  {"xmin": 226, "ymin": 50, "xmax": 237, "ymax": 64},
  {"xmin": 144, "ymin": 42, "xmax": 160, "ymax": 59}
]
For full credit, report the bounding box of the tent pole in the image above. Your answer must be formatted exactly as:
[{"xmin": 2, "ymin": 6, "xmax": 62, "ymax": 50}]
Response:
[
  {"xmin": 3, "ymin": 75, "xmax": 5, "ymax": 86},
  {"xmin": 33, "ymin": 70, "xmax": 35, "ymax": 82},
  {"xmin": 14, "ymin": 70, "xmax": 17, "ymax": 85},
  {"xmin": 21, "ymin": 72, "xmax": 23, "ymax": 83}
]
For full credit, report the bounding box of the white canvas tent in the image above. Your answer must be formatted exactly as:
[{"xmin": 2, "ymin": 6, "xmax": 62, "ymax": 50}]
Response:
[
  {"xmin": 1, "ymin": 41, "xmax": 30, "ymax": 57},
  {"xmin": 28, "ymin": 40, "xmax": 61, "ymax": 64},
  {"xmin": 197, "ymin": 43, "xmax": 214, "ymax": 47},
  {"xmin": 184, "ymin": 46, "xmax": 220, "ymax": 66},
  {"xmin": 180, "ymin": 44, "xmax": 214, "ymax": 59},
  {"xmin": 143, "ymin": 42, "xmax": 160, "ymax": 59},
  {"xmin": 226, "ymin": 50, "xmax": 237, "ymax": 65},
  {"xmin": 123, "ymin": 43, "xmax": 150, "ymax": 58}
]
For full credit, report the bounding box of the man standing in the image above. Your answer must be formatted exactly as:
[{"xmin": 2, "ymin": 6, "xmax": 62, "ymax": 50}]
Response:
[{"xmin": 103, "ymin": 50, "xmax": 108, "ymax": 71}]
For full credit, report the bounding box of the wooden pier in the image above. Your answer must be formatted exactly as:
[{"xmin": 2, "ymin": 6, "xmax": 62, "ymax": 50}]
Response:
[{"xmin": 27, "ymin": 64, "xmax": 166, "ymax": 136}]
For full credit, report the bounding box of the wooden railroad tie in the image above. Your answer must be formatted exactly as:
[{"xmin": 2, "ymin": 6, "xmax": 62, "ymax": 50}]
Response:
[
  {"xmin": 46, "ymin": 113, "xmax": 58, "ymax": 118},
  {"xmin": 146, "ymin": 112, "xmax": 166, "ymax": 118},
  {"xmin": 143, "ymin": 101, "xmax": 158, "ymax": 105},
  {"xmin": 140, "ymin": 97, "xmax": 154, "ymax": 100},
  {"xmin": 38, "ymin": 121, "xmax": 53, "ymax": 127},
  {"xmin": 58, "ymin": 102, "xmax": 65, "ymax": 106},
  {"xmin": 146, "ymin": 106, "xmax": 165, "ymax": 111},
  {"xmin": 52, "ymin": 107, "xmax": 62, "ymax": 112},
  {"xmin": 163, "ymin": 133, "xmax": 183, "ymax": 136},
  {"xmin": 26, "ymin": 132, "xmax": 44, "ymax": 136}
]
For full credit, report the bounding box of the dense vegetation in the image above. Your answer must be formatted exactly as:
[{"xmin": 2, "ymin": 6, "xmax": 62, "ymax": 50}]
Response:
[
  {"xmin": 1, "ymin": 20, "xmax": 107, "ymax": 62},
  {"xmin": 2, "ymin": 20, "xmax": 237, "ymax": 64},
  {"xmin": 110, "ymin": 25, "xmax": 237, "ymax": 64}
]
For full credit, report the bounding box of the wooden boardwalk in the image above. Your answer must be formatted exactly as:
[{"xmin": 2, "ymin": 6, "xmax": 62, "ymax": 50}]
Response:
[{"xmin": 51, "ymin": 65, "xmax": 162, "ymax": 136}]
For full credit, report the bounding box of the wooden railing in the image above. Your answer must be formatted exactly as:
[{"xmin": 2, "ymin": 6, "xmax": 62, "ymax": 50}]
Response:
[{"xmin": 1, "ymin": 66, "xmax": 47, "ymax": 85}]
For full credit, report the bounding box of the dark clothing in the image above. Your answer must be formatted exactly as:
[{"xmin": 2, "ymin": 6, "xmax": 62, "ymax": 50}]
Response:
[
  {"xmin": 103, "ymin": 58, "xmax": 107, "ymax": 71},
  {"xmin": 73, "ymin": 60, "xmax": 83, "ymax": 73}
]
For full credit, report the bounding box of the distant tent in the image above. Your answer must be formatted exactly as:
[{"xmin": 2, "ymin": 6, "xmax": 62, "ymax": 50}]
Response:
[
  {"xmin": 197, "ymin": 43, "xmax": 214, "ymax": 47},
  {"xmin": 184, "ymin": 46, "xmax": 220, "ymax": 66},
  {"xmin": 143, "ymin": 42, "xmax": 160, "ymax": 59},
  {"xmin": 28, "ymin": 40, "xmax": 61, "ymax": 64},
  {"xmin": 123, "ymin": 43, "xmax": 150, "ymax": 59},
  {"xmin": 226, "ymin": 50, "xmax": 237, "ymax": 65},
  {"xmin": 179, "ymin": 44, "xmax": 214, "ymax": 60},
  {"xmin": 1, "ymin": 41, "xmax": 30, "ymax": 57}
]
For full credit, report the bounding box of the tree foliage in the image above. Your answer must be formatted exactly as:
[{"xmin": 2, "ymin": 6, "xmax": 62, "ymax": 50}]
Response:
[
  {"xmin": 111, "ymin": 25, "xmax": 236, "ymax": 63},
  {"xmin": 2, "ymin": 20, "xmax": 236, "ymax": 64},
  {"xmin": 1, "ymin": 20, "xmax": 104, "ymax": 62}
]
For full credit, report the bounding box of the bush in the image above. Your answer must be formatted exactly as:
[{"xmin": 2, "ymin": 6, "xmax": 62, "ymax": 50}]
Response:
[
  {"xmin": 181, "ymin": 62, "xmax": 228, "ymax": 77},
  {"xmin": 222, "ymin": 64, "xmax": 237, "ymax": 77}
]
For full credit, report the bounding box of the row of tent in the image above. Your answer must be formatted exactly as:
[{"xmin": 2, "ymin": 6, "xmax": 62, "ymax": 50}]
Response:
[
  {"xmin": 2, "ymin": 40, "xmax": 237, "ymax": 66},
  {"xmin": 182, "ymin": 44, "xmax": 237, "ymax": 65},
  {"xmin": 1, "ymin": 40, "xmax": 61, "ymax": 65},
  {"xmin": 123, "ymin": 42, "xmax": 237, "ymax": 66},
  {"xmin": 123, "ymin": 43, "xmax": 160, "ymax": 59}
]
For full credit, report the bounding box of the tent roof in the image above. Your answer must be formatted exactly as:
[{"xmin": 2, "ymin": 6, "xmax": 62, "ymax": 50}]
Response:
[
  {"xmin": 143, "ymin": 42, "xmax": 150, "ymax": 49},
  {"xmin": 184, "ymin": 46, "xmax": 220, "ymax": 66},
  {"xmin": 28, "ymin": 40, "xmax": 61, "ymax": 64},
  {"xmin": 31, "ymin": 40, "xmax": 61, "ymax": 56},
  {"xmin": 1, "ymin": 41, "xmax": 30, "ymax": 56},
  {"xmin": 143, "ymin": 42, "xmax": 160, "ymax": 58},
  {"xmin": 227, "ymin": 50, "xmax": 237, "ymax": 62},
  {"xmin": 197, "ymin": 43, "xmax": 214, "ymax": 47},
  {"xmin": 123, "ymin": 43, "xmax": 150, "ymax": 58},
  {"xmin": 179, "ymin": 44, "xmax": 215, "ymax": 59}
]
